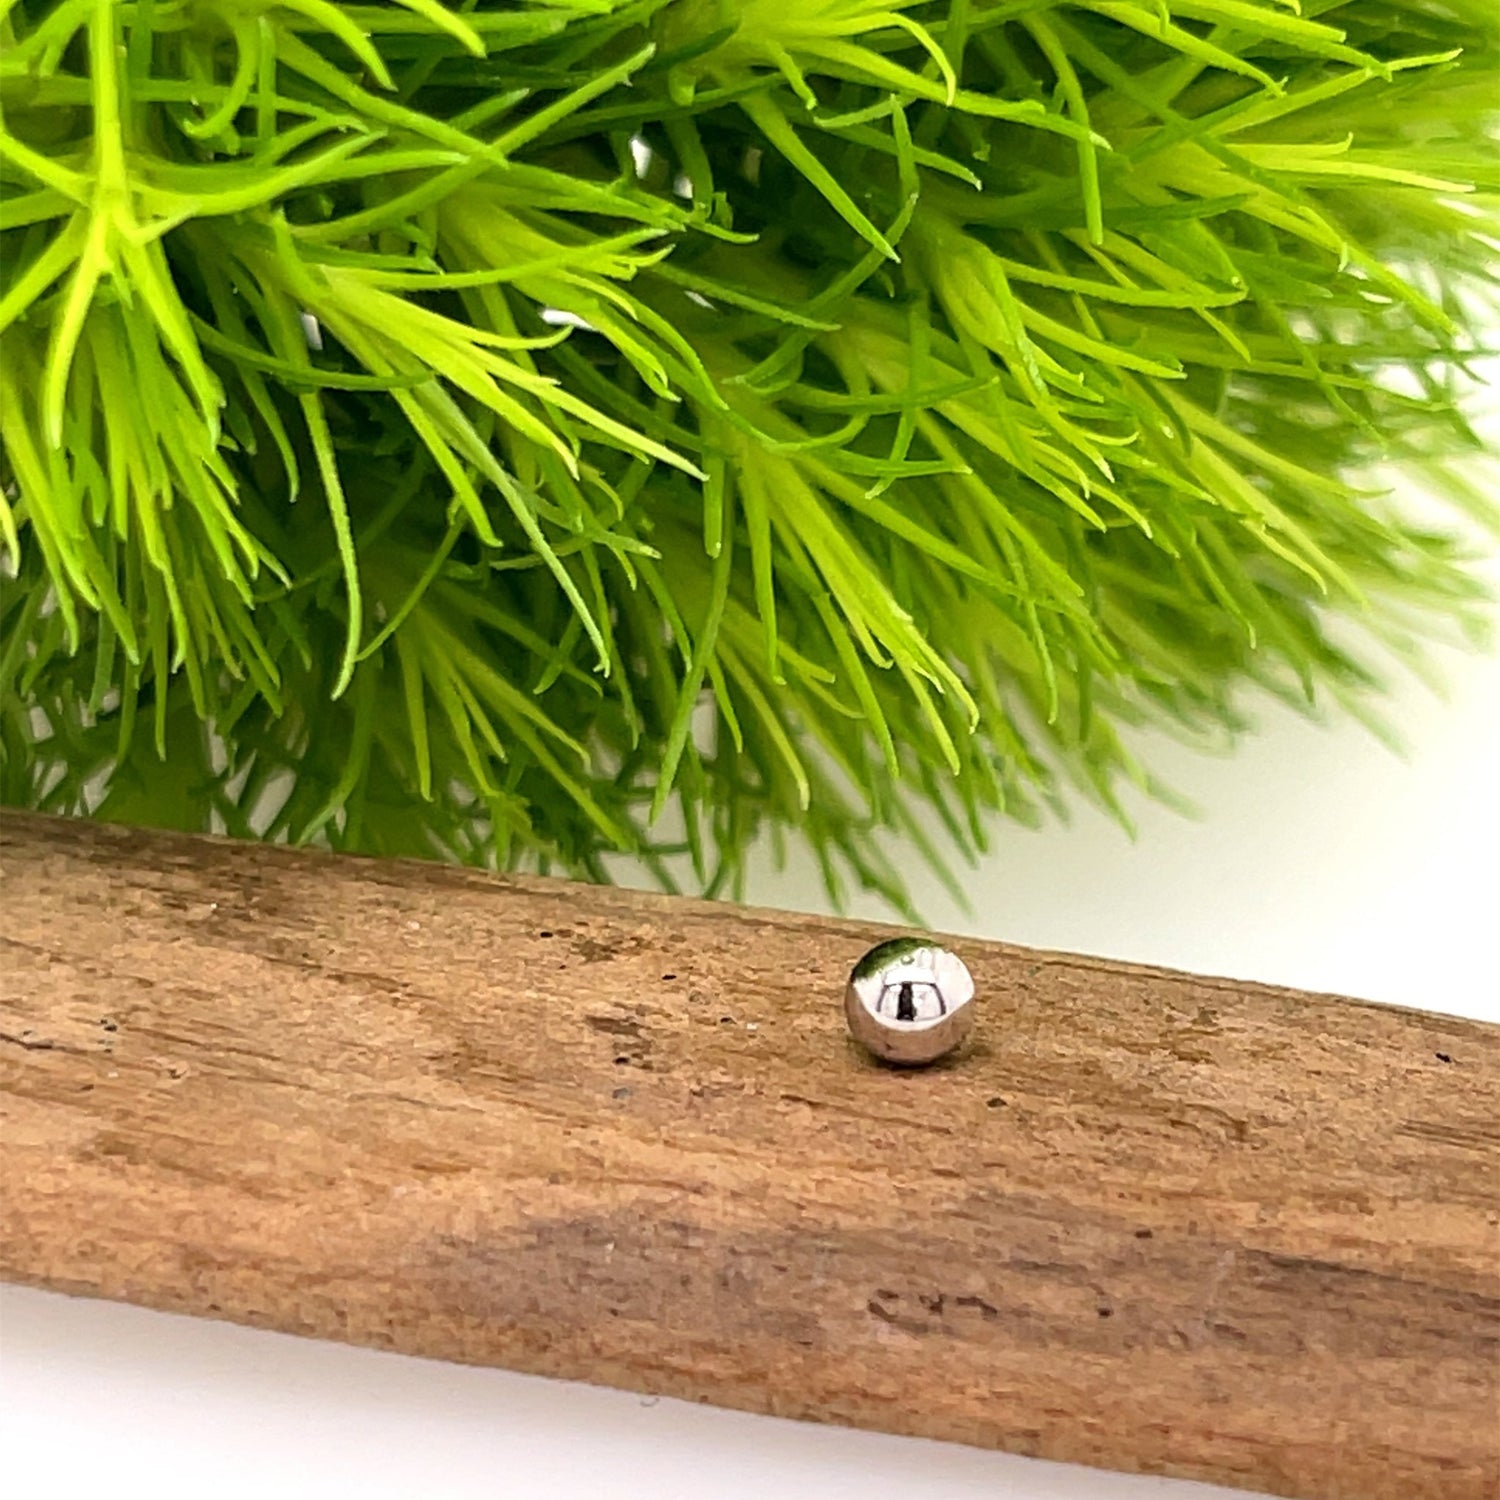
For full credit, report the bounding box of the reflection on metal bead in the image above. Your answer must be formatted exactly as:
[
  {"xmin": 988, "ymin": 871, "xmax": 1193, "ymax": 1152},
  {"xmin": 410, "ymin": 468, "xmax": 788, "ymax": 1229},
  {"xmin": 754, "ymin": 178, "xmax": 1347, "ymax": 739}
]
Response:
[{"xmin": 844, "ymin": 938, "xmax": 975, "ymax": 1066}]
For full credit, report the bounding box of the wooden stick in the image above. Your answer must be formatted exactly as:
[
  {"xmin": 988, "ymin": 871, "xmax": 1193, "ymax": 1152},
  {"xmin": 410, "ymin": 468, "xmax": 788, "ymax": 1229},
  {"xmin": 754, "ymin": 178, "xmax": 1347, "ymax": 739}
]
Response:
[{"xmin": 2, "ymin": 813, "xmax": 1496, "ymax": 1499}]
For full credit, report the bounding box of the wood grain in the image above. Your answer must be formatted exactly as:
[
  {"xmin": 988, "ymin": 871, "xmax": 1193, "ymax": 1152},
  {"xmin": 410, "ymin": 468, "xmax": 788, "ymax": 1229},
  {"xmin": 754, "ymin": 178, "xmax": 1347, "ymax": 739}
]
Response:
[{"xmin": 2, "ymin": 812, "xmax": 1497, "ymax": 1499}]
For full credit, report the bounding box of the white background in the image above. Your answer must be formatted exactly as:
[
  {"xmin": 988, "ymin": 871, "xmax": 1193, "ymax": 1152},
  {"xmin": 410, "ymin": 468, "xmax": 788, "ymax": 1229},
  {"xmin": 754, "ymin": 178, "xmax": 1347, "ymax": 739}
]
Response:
[{"xmin": 4, "ymin": 500, "xmax": 1498, "ymax": 1494}]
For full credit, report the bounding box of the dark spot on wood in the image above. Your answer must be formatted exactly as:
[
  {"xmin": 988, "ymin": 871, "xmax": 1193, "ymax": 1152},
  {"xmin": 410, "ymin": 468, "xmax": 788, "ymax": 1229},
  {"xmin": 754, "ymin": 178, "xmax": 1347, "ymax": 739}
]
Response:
[
  {"xmin": 874, "ymin": 1288, "xmax": 899, "ymax": 1301},
  {"xmin": 538, "ymin": 930, "xmax": 554, "ymax": 939},
  {"xmin": 867, "ymin": 1299, "xmax": 932, "ymax": 1336},
  {"xmin": 661, "ymin": 973, "xmax": 677, "ymax": 982},
  {"xmin": 918, "ymin": 1292, "xmax": 945, "ymax": 1315},
  {"xmin": 586, "ymin": 1014, "xmax": 642, "ymax": 1039},
  {"xmin": 99, "ymin": 1017, "xmax": 119, "ymax": 1032},
  {"xmin": 572, "ymin": 935, "xmax": 624, "ymax": 963},
  {"xmin": 1436, "ymin": 1052, "xmax": 1453, "ymax": 1064},
  {"xmin": 1135, "ymin": 1228, "xmax": 1154, "ymax": 1240},
  {"xmin": 719, "ymin": 1016, "xmax": 735, "ymax": 1025},
  {"xmin": 0, "ymin": 1028, "xmax": 86, "ymax": 1054},
  {"xmin": 1097, "ymin": 1306, "xmax": 1113, "ymax": 1318},
  {"xmin": 986, "ymin": 1096, "xmax": 1006, "ymax": 1109},
  {"xmin": 613, "ymin": 1054, "xmax": 632, "ymax": 1066},
  {"xmin": 954, "ymin": 1295, "xmax": 999, "ymax": 1320}
]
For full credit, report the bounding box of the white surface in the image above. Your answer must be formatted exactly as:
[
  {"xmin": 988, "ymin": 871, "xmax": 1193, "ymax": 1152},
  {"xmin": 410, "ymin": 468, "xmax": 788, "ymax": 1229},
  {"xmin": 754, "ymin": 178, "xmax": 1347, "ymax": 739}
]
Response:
[{"xmin": 4, "ymin": 572, "xmax": 1498, "ymax": 1499}]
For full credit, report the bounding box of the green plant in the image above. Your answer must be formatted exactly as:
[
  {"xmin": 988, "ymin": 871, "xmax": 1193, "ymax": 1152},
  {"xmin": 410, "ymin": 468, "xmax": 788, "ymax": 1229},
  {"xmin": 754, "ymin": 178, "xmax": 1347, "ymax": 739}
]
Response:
[{"xmin": 2, "ymin": 0, "xmax": 1496, "ymax": 914}]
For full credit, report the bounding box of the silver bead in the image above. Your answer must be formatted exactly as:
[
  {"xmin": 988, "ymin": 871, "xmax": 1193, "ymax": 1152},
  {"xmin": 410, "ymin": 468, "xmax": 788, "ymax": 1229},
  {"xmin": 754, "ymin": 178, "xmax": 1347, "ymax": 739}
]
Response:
[{"xmin": 844, "ymin": 939, "xmax": 975, "ymax": 1066}]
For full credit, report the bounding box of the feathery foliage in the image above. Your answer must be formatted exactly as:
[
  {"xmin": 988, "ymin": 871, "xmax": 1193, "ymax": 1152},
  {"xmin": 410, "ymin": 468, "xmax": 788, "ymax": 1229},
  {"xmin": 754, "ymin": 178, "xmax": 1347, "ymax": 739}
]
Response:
[{"xmin": 2, "ymin": 0, "xmax": 1497, "ymax": 912}]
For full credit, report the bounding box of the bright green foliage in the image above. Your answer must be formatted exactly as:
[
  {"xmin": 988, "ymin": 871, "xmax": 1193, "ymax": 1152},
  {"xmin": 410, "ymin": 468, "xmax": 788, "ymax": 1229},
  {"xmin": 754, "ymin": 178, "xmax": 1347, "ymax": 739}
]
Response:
[{"xmin": 1, "ymin": 0, "xmax": 1496, "ymax": 912}]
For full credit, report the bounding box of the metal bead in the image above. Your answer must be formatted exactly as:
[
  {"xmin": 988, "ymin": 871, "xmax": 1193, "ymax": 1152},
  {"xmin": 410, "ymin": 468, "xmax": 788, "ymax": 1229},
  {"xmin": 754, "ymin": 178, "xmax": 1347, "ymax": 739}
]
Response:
[{"xmin": 844, "ymin": 938, "xmax": 975, "ymax": 1066}]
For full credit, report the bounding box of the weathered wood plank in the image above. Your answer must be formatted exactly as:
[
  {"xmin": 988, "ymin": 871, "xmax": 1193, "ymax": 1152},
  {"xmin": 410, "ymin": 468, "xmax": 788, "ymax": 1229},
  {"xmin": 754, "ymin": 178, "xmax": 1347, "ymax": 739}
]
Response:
[{"xmin": 1, "ymin": 812, "xmax": 1496, "ymax": 1499}]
